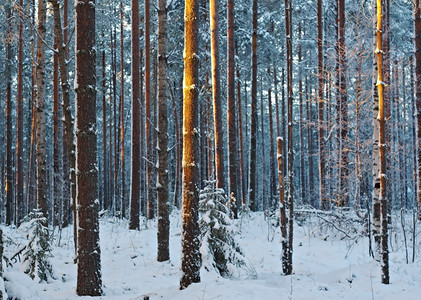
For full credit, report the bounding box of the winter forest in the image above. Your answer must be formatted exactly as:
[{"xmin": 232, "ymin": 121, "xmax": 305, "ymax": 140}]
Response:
[{"xmin": 0, "ymin": 0, "xmax": 420, "ymax": 298}]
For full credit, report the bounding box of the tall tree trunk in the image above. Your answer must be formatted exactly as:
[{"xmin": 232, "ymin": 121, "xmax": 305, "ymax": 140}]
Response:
[
  {"xmin": 53, "ymin": 25, "xmax": 62, "ymax": 227},
  {"xmin": 120, "ymin": 0, "xmax": 126, "ymax": 218},
  {"xmin": 372, "ymin": 0, "xmax": 381, "ymax": 254},
  {"xmin": 157, "ymin": 0, "xmax": 169, "ymax": 262},
  {"xmin": 284, "ymin": 0, "xmax": 293, "ymax": 275},
  {"xmin": 227, "ymin": 0, "xmax": 238, "ymax": 217},
  {"xmin": 383, "ymin": 0, "xmax": 391, "ymax": 205},
  {"xmin": 268, "ymin": 74, "xmax": 276, "ymax": 208},
  {"xmin": 75, "ymin": 0, "xmax": 102, "ymax": 295},
  {"xmin": 306, "ymin": 77, "xmax": 315, "ymax": 206},
  {"xmin": 354, "ymin": 37, "xmax": 364, "ymax": 209},
  {"xmin": 411, "ymin": 59, "xmax": 418, "ymax": 218},
  {"xmin": 26, "ymin": 0, "xmax": 37, "ymax": 215},
  {"xmin": 145, "ymin": 0, "xmax": 154, "ymax": 219},
  {"xmin": 210, "ymin": 0, "xmax": 225, "ymax": 191},
  {"xmin": 248, "ymin": 0, "xmax": 258, "ymax": 211},
  {"xmin": 102, "ymin": 50, "xmax": 107, "ymax": 211},
  {"xmin": 236, "ymin": 42, "xmax": 246, "ymax": 207},
  {"xmin": 338, "ymin": 0, "xmax": 349, "ymax": 207},
  {"xmin": 169, "ymin": 84, "xmax": 181, "ymax": 209},
  {"xmin": 317, "ymin": 0, "xmax": 326, "ymax": 209},
  {"xmin": 180, "ymin": 0, "xmax": 201, "ymax": 288},
  {"xmin": 35, "ymin": 0, "xmax": 48, "ymax": 222},
  {"xmin": 16, "ymin": 0, "xmax": 24, "ymax": 226},
  {"xmin": 112, "ymin": 26, "xmax": 118, "ymax": 214},
  {"xmin": 130, "ymin": 0, "xmax": 141, "ymax": 229},
  {"xmin": 298, "ymin": 20, "xmax": 305, "ymax": 206},
  {"xmin": 375, "ymin": 0, "xmax": 389, "ymax": 284},
  {"xmin": 260, "ymin": 80, "xmax": 267, "ymax": 211},
  {"xmin": 51, "ymin": 0, "xmax": 76, "ymax": 245},
  {"xmin": 5, "ymin": 4, "xmax": 13, "ymax": 226},
  {"xmin": 277, "ymin": 137, "xmax": 288, "ymax": 275},
  {"xmin": 415, "ymin": 0, "xmax": 421, "ymax": 220}
]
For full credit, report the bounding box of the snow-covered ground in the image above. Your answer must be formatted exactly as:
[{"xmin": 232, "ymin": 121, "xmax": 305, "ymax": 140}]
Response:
[{"xmin": 2, "ymin": 211, "xmax": 421, "ymax": 299}]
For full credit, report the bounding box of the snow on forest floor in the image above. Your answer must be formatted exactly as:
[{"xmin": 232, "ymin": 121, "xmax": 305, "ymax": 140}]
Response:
[{"xmin": 2, "ymin": 210, "xmax": 421, "ymax": 299}]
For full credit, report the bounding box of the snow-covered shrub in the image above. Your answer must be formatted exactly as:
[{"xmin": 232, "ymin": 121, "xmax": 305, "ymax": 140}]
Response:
[
  {"xmin": 199, "ymin": 180, "xmax": 247, "ymax": 277},
  {"xmin": 21, "ymin": 210, "xmax": 53, "ymax": 282}
]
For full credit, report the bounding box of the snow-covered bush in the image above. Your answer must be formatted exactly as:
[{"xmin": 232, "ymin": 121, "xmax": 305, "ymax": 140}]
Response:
[
  {"xmin": 199, "ymin": 180, "xmax": 247, "ymax": 277},
  {"xmin": 21, "ymin": 210, "xmax": 53, "ymax": 282}
]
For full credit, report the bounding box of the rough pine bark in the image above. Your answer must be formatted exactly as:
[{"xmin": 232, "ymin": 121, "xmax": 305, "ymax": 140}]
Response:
[
  {"xmin": 375, "ymin": 0, "xmax": 389, "ymax": 284},
  {"xmin": 338, "ymin": 0, "xmax": 349, "ymax": 207},
  {"xmin": 145, "ymin": 0, "xmax": 154, "ymax": 219},
  {"xmin": 268, "ymin": 70, "xmax": 276, "ymax": 206},
  {"xmin": 298, "ymin": 21, "xmax": 305, "ymax": 206},
  {"xmin": 306, "ymin": 77, "xmax": 315, "ymax": 206},
  {"xmin": 227, "ymin": 0, "xmax": 238, "ymax": 217},
  {"xmin": 236, "ymin": 42, "xmax": 246, "ymax": 207},
  {"xmin": 35, "ymin": 0, "xmax": 48, "ymax": 221},
  {"xmin": 317, "ymin": 0, "xmax": 327, "ymax": 209},
  {"xmin": 415, "ymin": 0, "xmax": 421, "ymax": 220},
  {"xmin": 120, "ymin": 0, "xmax": 126, "ymax": 218},
  {"xmin": 210, "ymin": 0, "xmax": 225, "ymax": 191},
  {"xmin": 130, "ymin": 0, "xmax": 141, "ymax": 230},
  {"xmin": 16, "ymin": 0, "xmax": 24, "ymax": 226},
  {"xmin": 26, "ymin": 0, "xmax": 37, "ymax": 215},
  {"xmin": 285, "ymin": 0, "xmax": 294, "ymax": 275},
  {"xmin": 180, "ymin": 0, "xmax": 201, "ymax": 288},
  {"xmin": 157, "ymin": 0, "xmax": 170, "ymax": 261},
  {"xmin": 102, "ymin": 50, "xmax": 107, "ymax": 211},
  {"xmin": 260, "ymin": 82, "xmax": 267, "ymax": 211},
  {"xmin": 248, "ymin": 0, "xmax": 258, "ymax": 211},
  {"xmin": 5, "ymin": 4, "xmax": 13, "ymax": 226},
  {"xmin": 53, "ymin": 25, "xmax": 62, "ymax": 227},
  {"xmin": 75, "ymin": 0, "xmax": 102, "ymax": 295}
]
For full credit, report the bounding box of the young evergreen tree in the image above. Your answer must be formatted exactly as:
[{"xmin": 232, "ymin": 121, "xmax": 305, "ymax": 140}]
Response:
[{"xmin": 199, "ymin": 180, "xmax": 246, "ymax": 277}]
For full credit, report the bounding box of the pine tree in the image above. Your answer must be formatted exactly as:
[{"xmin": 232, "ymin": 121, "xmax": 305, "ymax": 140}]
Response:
[
  {"xmin": 375, "ymin": 0, "xmax": 389, "ymax": 284},
  {"xmin": 130, "ymin": 0, "xmax": 141, "ymax": 230},
  {"xmin": 75, "ymin": 0, "xmax": 102, "ymax": 295},
  {"xmin": 180, "ymin": 0, "xmax": 201, "ymax": 288},
  {"xmin": 157, "ymin": 0, "xmax": 170, "ymax": 261}
]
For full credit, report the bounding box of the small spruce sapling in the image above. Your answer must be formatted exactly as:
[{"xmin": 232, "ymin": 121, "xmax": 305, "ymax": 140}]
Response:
[
  {"xmin": 22, "ymin": 210, "xmax": 53, "ymax": 282},
  {"xmin": 199, "ymin": 179, "xmax": 246, "ymax": 277}
]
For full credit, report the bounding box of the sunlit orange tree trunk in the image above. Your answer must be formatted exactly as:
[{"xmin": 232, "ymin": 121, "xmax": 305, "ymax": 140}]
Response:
[
  {"xmin": 180, "ymin": 0, "xmax": 201, "ymax": 289},
  {"xmin": 375, "ymin": 0, "xmax": 389, "ymax": 284}
]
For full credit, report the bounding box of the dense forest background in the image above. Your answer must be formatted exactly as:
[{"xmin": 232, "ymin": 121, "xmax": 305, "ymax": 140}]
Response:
[{"xmin": 0, "ymin": 0, "xmax": 420, "ymax": 297}]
